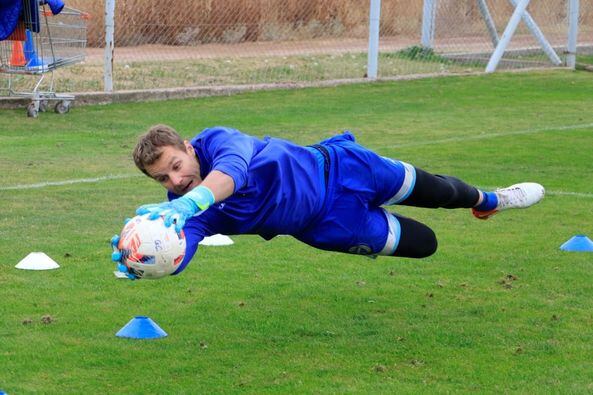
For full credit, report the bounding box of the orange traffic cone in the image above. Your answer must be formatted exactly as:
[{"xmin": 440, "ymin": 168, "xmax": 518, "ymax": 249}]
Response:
[{"xmin": 10, "ymin": 41, "xmax": 26, "ymax": 67}]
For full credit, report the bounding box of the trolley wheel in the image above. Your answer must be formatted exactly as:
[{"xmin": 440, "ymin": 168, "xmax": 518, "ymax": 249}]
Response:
[
  {"xmin": 38, "ymin": 100, "xmax": 49, "ymax": 112},
  {"xmin": 55, "ymin": 100, "xmax": 71, "ymax": 114},
  {"xmin": 27, "ymin": 103, "xmax": 39, "ymax": 118}
]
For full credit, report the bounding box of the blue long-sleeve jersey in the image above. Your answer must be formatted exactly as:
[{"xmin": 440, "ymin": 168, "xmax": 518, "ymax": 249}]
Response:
[{"xmin": 168, "ymin": 127, "xmax": 325, "ymax": 274}]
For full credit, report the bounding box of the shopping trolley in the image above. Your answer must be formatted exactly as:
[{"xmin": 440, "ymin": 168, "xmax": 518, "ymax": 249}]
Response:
[{"xmin": 0, "ymin": 1, "xmax": 89, "ymax": 117}]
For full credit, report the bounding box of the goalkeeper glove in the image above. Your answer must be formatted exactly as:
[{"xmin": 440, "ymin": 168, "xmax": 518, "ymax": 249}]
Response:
[
  {"xmin": 110, "ymin": 223, "xmax": 140, "ymax": 280},
  {"xmin": 136, "ymin": 185, "xmax": 215, "ymax": 233}
]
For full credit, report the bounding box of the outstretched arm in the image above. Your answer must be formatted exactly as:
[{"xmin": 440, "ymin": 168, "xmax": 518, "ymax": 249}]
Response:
[
  {"xmin": 200, "ymin": 170, "xmax": 235, "ymax": 202},
  {"xmin": 138, "ymin": 127, "xmax": 255, "ymax": 231},
  {"xmin": 136, "ymin": 170, "xmax": 236, "ymax": 233}
]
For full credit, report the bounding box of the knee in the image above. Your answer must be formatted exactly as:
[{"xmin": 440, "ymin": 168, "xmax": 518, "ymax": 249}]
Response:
[
  {"xmin": 434, "ymin": 177, "xmax": 459, "ymax": 208},
  {"xmin": 417, "ymin": 227, "xmax": 438, "ymax": 258},
  {"xmin": 406, "ymin": 226, "xmax": 437, "ymax": 258},
  {"xmin": 393, "ymin": 222, "xmax": 438, "ymax": 259}
]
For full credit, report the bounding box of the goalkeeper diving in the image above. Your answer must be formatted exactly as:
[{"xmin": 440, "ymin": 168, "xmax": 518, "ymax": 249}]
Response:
[{"xmin": 112, "ymin": 125, "xmax": 544, "ymax": 279}]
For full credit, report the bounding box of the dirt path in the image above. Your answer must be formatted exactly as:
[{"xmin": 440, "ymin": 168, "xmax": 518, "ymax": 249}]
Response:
[
  {"xmin": 86, "ymin": 37, "xmax": 418, "ymax": 63},
  {"xmin": 85, "ymin": 33, "xmax": 593, "ymax": 65}
]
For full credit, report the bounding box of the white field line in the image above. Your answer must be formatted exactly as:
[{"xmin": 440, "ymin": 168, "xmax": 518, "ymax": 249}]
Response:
[
  {"xmin": 546, "ymin": 190, "xmax": 593, "ymax": 199},
  {"xmin": 0, "ymin": 174, "xmax": 141, "ymax": 191},
  {"xmin": 1, "ymin": 122, "xmax": 592, "ymax": 198},
  {"xmin": 380, "ymin": 121, "xmax": 593, "ymax": 199},
  {"xmin": 382, "ymin": 122, "xmax": 593, "ymax": 149},
  {"xmin": 479, "ymin": 187, "xmax": 593, "ymax": 199}
]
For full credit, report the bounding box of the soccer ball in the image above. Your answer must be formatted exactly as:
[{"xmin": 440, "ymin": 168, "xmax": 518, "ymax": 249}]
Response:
[{"xmin": 117, "ymin": 214, "xmax": 186, "ymax": 279}]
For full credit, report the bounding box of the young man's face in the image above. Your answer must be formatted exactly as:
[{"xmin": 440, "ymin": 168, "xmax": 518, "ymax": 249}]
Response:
[{"xmin": 145, "ymin": 141, "xmax": 201, "ymax": 195}]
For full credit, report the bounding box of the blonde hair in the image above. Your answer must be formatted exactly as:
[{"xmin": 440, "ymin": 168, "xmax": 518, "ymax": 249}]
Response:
[{"xmin": 133, "ymin": 124, "xmax": 186, "ymax": 175}]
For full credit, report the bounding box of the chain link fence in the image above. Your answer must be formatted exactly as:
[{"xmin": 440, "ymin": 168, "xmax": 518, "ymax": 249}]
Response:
[
  {"xmin": 429, "ymin": 0, "xmax": 590, "ymax": 69},
  {"xmin": 2, "ymin": 0, "xmax": 592, "ymax": 96}
]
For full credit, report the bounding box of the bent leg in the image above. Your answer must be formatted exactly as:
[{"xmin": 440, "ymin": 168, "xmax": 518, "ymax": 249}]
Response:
[
  {"xmin": 390, "ymin": 214, "xmax": 438, "ymax": 258},
  {"xmin": 378, "ymin": 212, "xmax": 437, "ymax": 258},
  {"xmin": 319, "ymin": 141, "xmax": 483, "ymax": 211},
  {"xmin": 296, "ymin": 205, "xmax": 437, "ymax": 259},
  {"xmin": 400, "ymin": 167, "xmax": 480, "ymax": 209}
]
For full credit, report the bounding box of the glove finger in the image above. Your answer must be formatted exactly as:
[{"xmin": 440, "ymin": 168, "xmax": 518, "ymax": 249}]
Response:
[
  {"xmin": 135, "ymin": 207, "xmax": 150, "ymax": 215},
  {"xmin": 127, "ymin": 266, "xmax": 141, "ymax": 280},
  {"xmin": 118, "ymin": 263, "xmax": 137, "ymax": 280},
  {"xmin": 110, "ymin": 234, "xmax": 120, "ymax": 248},
  {"xmin": 124, "ymin": 217, "xmax": 132, "ymax": 225},
  {"xmin": 112, "ymin": 251, "xmax": 123, "ymax": 262},
  {"xmin": 163, "ymin": 212, "xmax": 178, "ymax": 228},
  {"xmin": 136, "ymin": 204, "xmax": 160, "ymax": 216},
  {"xmin": 174, "ymin": 216, "xmax": 186, "ymax": 234},
  {"xmin": 148, "ymin": 210, "xmax": 163, "ymax": 220},
  {"xmin": 175, "ymin": 223, "xmax": 184, "ymax": 234}
]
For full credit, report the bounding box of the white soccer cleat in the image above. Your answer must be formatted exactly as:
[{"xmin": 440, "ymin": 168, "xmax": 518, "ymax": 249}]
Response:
[{"xmin": 472, "ymin": 182, "xmax": 545, "ymax": 220}]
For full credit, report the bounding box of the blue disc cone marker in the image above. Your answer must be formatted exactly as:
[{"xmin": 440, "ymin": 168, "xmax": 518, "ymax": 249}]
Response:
[
  {"xmin": 116, "ymin": 316, "xmax": 168, "ymax": 339},
  {"xmin": 560, "ymin": 235, "xmax": 593, "ymax": 252}
]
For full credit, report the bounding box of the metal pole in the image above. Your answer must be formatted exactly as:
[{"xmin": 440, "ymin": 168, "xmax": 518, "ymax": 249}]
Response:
[
  {"xmin": 477, "ymin": 0, "xmax": 499, "ymax": 48},
  {"xmin": 104, "ymin": 0, "xmax": 115, "ymax": 92},
  {"xmin": 421, "ymin": 0, "xmax": 436, "ymax": 49},
  {"xmin": 486, "ymin": 0, "xmax": 531, "ymax": 73},
  {"xmin": 367, "ymin": 0, "xmax": 381, "ymax": 80},
  {"xmin": 567, "ymin": 0, "xmax": 580, "ymax": 69},
  {"xmin": 508, "ymin": 0, "xmax": 562, "ymax": 66}
]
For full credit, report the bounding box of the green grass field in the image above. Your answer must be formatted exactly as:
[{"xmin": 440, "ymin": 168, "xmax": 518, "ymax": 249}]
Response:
[{"xmin": 1, "ymin": 70, "xmax": 593, "ymax": 393}]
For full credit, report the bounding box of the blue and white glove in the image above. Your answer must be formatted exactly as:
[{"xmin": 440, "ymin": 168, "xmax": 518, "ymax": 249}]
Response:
[
  {"xmin": 110, "ymin": 228, "xmax": 140, "ymax": 280},
  {"xmin": 136, "ymin": 185, "xmax": 215, "ymax": 233}
]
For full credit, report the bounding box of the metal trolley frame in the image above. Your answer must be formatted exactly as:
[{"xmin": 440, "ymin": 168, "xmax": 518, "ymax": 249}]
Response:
[{"xmin": 0, "ymin": 2, "xmax": 88, "ymax": 117}]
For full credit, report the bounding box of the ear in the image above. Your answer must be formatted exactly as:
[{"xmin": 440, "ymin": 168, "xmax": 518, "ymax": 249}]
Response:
[{"xmin": 183, "ymin": 140, "xmax": 194, "ymax": 155}]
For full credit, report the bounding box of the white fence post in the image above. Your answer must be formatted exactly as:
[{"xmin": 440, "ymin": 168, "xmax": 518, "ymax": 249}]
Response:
[
  {"xmin": 367, "ymin": 0, "xmax": 381, "ymax": 80},
  {"xmin": 486, "ymin": 0, "xmax": 531, "ymax": 73},
  {"xmin": 507, "ymin": 0, "xmax": 562, "ymax": 66},
  {"xmin": 567, "ymin": 0, "xmax": 580, "ymax": 69},
  {"xmin": 477, "ymin": 0, "xmax": 499, "ymax": 48},
  {"xmin": 421, "ymin": 0, "xmax": 436, "ymax": 49},
  {"xmin": 104, "ymin": 0, "xmax": 115, "ymax": 93}
]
